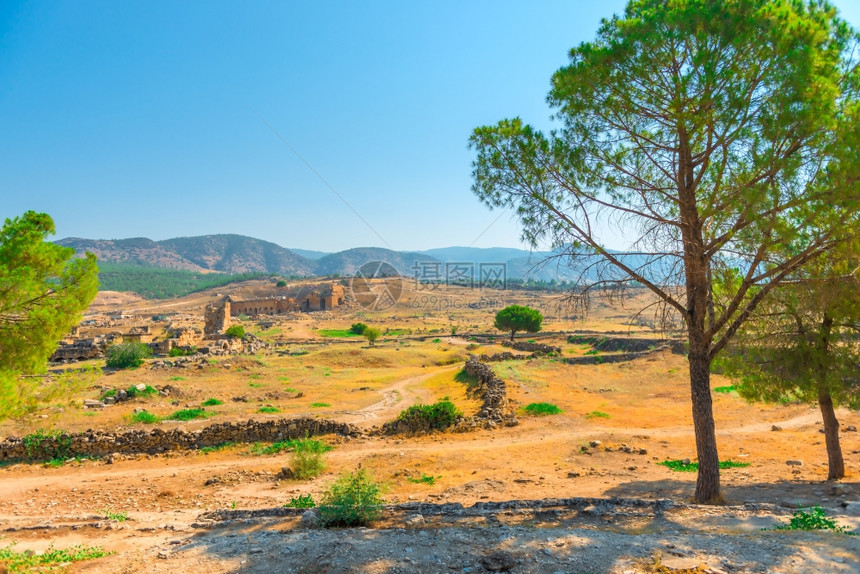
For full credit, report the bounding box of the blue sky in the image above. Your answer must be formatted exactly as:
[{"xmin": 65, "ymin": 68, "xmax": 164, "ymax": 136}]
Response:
[{"xmin": 2, "ymin": 1, "xmax": 858, "ymax": 253}]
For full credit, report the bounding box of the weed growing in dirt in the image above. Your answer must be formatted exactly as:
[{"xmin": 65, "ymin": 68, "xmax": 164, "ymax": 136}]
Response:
[
  {"xmin": 258, "ymin": 406, "xmax": 281, "ymax": 414},
  {"xmin": 43, "ymin": 455, "xmax": 93, "ymax": 468},
  {"xmin": 310, "ymin": 402, "xmax": 331, "ymax": 408},
  {"xmin": 585, "ymin": 410, "xmax": 610, "ymax": 419},
  {"xmin": 521, "ymin": 402, "xmax": 562, "ymax": 416},
  {"xmin": 714, "ymin": 385, "xmax": 738, "ymax": 393},
  {"xmin": 0, "ymin": 544, "xmax": 112, "ymax": 571},
  {"xmin": 432, "ymin": 338, "xmax": 441, "ymax": 343},
  {"xmin": 285, "ymin": 494, "xmax": 316, "ymax": 508},
  {"xmin": 130, "ymin": 411, "xmax": 159, "ymax": 424},
  {"xmin": 169, "ymin": 376, "xmax": 185, "ymax": 381},
  {"xmin": 103, "ymin": 509, "xmax": 128, "ymax": 522},
  {"xmin": 318, "ymin": 468, "xmax": 384, "ymax": 528},
  {"xmin": 407, "ymin": 473, "xmax": 439, "ymax": 485},
  {"xmin": 199, "ymin": 442, "xmax": 234, "ymax": 454},
  {"xmin": 165, "ymin": 408, "xmax": 209, "ymax": 421},
  {"xmin": 397, "ymin": 400, "xmax": 461, "ymax": 430},
  {"xmin": 771, "ymin": 506, "xmax": 855, "ymax": 534},
  {"xmin": 201, "ymin": 398, "xmax": 223, "ymax": 406},
  {"xmin": 659, "ymin": 459, "xmax": 751, "ymax": 472}
]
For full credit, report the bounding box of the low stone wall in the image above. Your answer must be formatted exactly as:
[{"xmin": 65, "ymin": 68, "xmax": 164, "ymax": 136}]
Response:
[
  {"xmin": 501, "ymin": 341, "xmax": 561, "ymax": 354},
  {"xmin": 463, "ymin": 355, "xmax": 518, "ymax": 426},
  {"xmin": 0, "ymin": 417, "xmax": 360, "ymax": 462}
]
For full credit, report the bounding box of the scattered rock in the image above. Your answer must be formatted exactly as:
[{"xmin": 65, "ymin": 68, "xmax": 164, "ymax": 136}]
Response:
[
  {"xmin": 786, "ymin": 460, "xmax": 803, "ymax": 467},
  {"xmin": 844, "ymin": 425, "xmax": 857, "ymax": 432},
  {"xmin": 300, "ymin": 510, "xmax": 319, "ymax": 529},
  {"xmin": 481, "ymin": 550, "xmax": 517, "ymax": 572},
  {"xmin": 842, "ymin": 501, "xmax": 860, "ymax": 516},
  {"xmin": 830, "ymin": 484, "xmax": 846, "ymax": 497},
  {"xmin": 771, "ymin": 425, "xmax": 782, "ymax": 431},
  {"xmin": 590, "ymin": 440, "xmax": 602, "ymax": 448},
  {"xmin": 404, "ymin": 514, "xmax": 425, "ymax": 528}
]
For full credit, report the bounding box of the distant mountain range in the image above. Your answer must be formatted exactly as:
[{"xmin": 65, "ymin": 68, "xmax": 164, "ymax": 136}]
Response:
[{"xmin": 56, "ymin": 234, "xmax": 599, "ymax": 281}]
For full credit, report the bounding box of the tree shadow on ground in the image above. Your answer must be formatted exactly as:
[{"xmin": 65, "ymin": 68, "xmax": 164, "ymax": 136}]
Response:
[{"xmin": 161, "ymin": 493, "xmax": 860, "ymax": 573}]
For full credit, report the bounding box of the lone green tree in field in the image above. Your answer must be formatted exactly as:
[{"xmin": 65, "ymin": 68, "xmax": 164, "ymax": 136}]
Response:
[
  {"xmin": 720, "ymin": 255, "xmax": 860, "ymax": 479},
  {"xmin": 363, "ymin": 327, "xmax": 381, "ymax": 347},
  {"xmin": 470, "ymin": 0, "xmax": 859, "ymax": 502},
  {"xmin": 0, "ymin": 211, "xmax": 99, "ymax": 419},
  {"xmin": 494, "ymin": 305, "xmax": 543, "ymax": 342}
]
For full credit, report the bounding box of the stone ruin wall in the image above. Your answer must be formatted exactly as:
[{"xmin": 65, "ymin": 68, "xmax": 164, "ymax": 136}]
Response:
[
  {"xmin": 204, "ymin": 300, "xmax": 231, "ymax": 336},
  {"xmin": 0, "ymin": 417, "xmax": 359, "ymax": 461},
  {"xmin": 229, "ymin": 297, "xmax": 298, "ymax": 317}
]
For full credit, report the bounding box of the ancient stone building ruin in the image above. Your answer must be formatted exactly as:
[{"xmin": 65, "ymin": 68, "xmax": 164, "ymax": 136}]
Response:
[
  {"xmin": 226, "ymin": 283, "xmax": 346, "ymax": 317},
  {"xmin": 302, "ymin": 283, "xmax": 345, "ymax": 311},
  {"xmin": 204, "ymin": 300, "xmax": 231, "ymax": 336}
]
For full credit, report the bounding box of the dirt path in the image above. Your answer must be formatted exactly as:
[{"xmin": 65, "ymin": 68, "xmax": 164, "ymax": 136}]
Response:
[{"xmin": 336, "ymin": 366, "xmax": 458, "ymax": 426}]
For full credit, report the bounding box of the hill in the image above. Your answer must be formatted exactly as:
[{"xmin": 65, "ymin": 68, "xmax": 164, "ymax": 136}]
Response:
[
  {"xmin": 58, "ymin": 234, "xmax": 659, "ymax": 285},
  {"xmin": 315, "ymin": 247, "xmax": 437, "ymax": 276},
  {"xmin": 158, "ymin": 235, "xmax": 316, "ymax": 276}
]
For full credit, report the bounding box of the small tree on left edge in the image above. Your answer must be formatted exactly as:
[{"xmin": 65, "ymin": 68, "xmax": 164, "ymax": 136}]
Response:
[{"xmin": 0, "ymin": 211, "xmax": 99, "ymax": 420}]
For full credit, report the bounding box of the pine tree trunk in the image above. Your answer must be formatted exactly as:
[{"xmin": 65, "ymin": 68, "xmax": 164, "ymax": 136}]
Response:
[
  {"xmin": 817, "ymin": 385, "xmax": 845, "ymax": 480},
  {"xmin": 510, "ymin": 330, "xmax": 515, "ymax": 342},
  {"xmin": 689, "ymin": 347, "xmax": 721, "ymax": 503}
]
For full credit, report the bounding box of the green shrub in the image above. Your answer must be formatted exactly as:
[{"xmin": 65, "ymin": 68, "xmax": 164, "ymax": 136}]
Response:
[
  {"xmin": 713, "ymin": 385, "xmax": 738, "ymax": 393},
  {"xmin": 658, "ymin": 459, "xmax": 751, "ymax": 472},
  {"xmin": 397, "ymin": 400, "xmax": 461, "ymax": 431},
  {"xmin": 22, "ymin": 429, "xmax": 72, "ymax": 460},
  {"xmin": 290, "ymin": 448, "xmax": 326, "ymax": 480},
  {"xmin": 258, "ymin": 406, "xmax": 281, "ymax": 414},
  {"xmin": 350, "ymin": 322, "xmax": 368, "ymax": 335},
  {"xmin": 125, "ymin": 384, "xmax": 157, "ymax": 399},
  {"xmin": 772, "ymin": 506, "xmax": 854, "ymax": 534},
  {"xmin": 225, "ymin": 325, "xmax": 245, "ymax": 338},
  {"xmin": 318, "ymin": 469, "xmax": 384, "ymax": 528},
  {"xmin": 522, "ymin": 402, "xmax": 562, "ymax": 416},
  {"xmin": 251, "ymin": 438, "xmax": 332, "ymax": 456},
  {"xmin": 131, "ymin": 411, "xmax": 159, "ymax": 424},
  {"xmin": 310, "ymin": 402, "xmax": 331, "ymax": 408},
  {"xmin": 169, "ymin": 346, "xmax": 197, "ymax": 357},
  {"xmin": 166, "ymin": 408, "xmax": 208, "ymax": 421},
  {"xmin": 285, "ymin": 494, "xmax": 316, "ymax": 508},
  {"xmin": 0, "ymin": 544, "xmax": 112, "ymax": 571},
  {"xmin": 202, "ymin": 398, "xmax": 223, "ymax": 406},
  {"xmin": 105, "ymin": 343, "xmax": 152, "ymax": 369}
]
